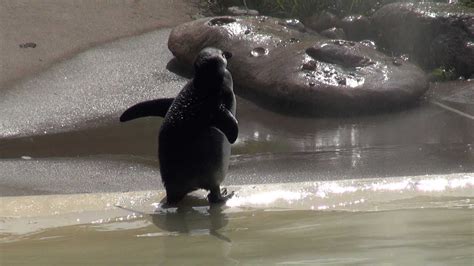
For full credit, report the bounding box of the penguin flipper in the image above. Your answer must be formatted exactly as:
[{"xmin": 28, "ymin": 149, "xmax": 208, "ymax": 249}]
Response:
[
  {"xmin": 213, "ymin": 106, "xmax": 238, "ymax": 144},
  {"xmin": 120, "ymin": 98, "xmax": 174, "ymax": 122}
]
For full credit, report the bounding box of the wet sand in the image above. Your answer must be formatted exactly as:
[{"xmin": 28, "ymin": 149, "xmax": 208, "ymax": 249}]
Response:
[{"xmin": 0, "ymin": 0, "xmax": 200, "ymax": 89}]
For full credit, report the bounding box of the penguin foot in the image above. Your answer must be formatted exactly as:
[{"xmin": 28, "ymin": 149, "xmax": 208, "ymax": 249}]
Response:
[
  {"xmin": 208, "ymin": 187, "xmax": 235, "ymax": 204},
  {"xmin": 221, "ymin": 187, "xmax": 228, "ymax": 196},
  {"xmin": 222, "ymin": 188, "xmax": 235, "ymax": 200}
]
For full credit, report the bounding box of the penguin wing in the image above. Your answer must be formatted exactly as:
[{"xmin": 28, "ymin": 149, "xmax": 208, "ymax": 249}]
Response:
[
  {"xmin": 120, "ymin": 98, "xmax": 174, "ymax": 122},
  {"xmin": 212, "ymin": 106, "xmax": 238, "ymax": 144}
]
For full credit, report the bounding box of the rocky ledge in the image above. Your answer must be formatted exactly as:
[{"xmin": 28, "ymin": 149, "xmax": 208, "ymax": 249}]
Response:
[
  {"xmin": 168, "ymin": 16, "xmax": 429, "ymax": 115},
  {"xmin": 372, "ymin": 2, "xmax": 473, "ymax": 78}
]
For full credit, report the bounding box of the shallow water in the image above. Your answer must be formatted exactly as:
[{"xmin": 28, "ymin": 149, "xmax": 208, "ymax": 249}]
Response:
[
  {"xmin": 1, "ymin": 174, "xmax": 473, "ymax": 265},
  {"xmin": 2, "ymin": 208, "xmax": 472, "ymax": 265}
]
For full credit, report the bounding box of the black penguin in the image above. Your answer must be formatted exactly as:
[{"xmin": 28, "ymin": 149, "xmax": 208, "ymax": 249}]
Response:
[{"xmin": 120, "ymin": 47, "xmax": 237, "ymax": 204}]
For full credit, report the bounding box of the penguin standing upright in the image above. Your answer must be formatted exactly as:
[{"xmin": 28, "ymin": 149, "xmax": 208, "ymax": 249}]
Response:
[{"xmin": 120, "ymin": 47, "xmax": 237, "ymax": 204}]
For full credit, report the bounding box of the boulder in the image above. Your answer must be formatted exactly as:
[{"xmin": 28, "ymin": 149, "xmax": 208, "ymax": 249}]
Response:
[
  {"xmin": 278, "ymin": 18, "xmax": 307, "ymax": 33},
  {"xmin": 372, "ymin": 2, "xmax": 474, "ymax": 77},
  {"xmin": 340, "ymin": 15, "xmax": 374, "ymax": 41},
  {"xmin": 320, "ymin": 27, "xmax": 347, "ymax": 39},
  {"xmin": 168, "ymin": 16, "xmax": 429, "ymax": 115},
  {"xmin": 302, "ymin": 11, "xmax": 340, "ymax": 32},
  {"xmin": 227, "ymin": 6, "xmax": 259, "ymax": 16}
]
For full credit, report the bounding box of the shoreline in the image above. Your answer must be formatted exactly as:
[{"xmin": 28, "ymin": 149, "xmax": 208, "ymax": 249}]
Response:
[{"xmin": 1, "ymin": 173, "xmax": 472, "ymax": 238}]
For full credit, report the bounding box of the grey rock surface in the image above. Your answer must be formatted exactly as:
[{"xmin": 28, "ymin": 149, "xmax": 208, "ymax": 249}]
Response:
[
  {"xmin": 340, "ymin": 15, "xmax": 374, "ymax": 41},
  {"xmin": 303, "ymin": 11, "xmax": 340, "ymax": 32},
  {"xmin": 168, "ymin": 16, "xmax": 429, "ymax": 115},
  {"xmin": 372, "ymin": 2, "xmax": 474, "ymax": 77},
  {"xmin": 227, "ymin": 6, "xmax": 259, "ymax": 16},
  {"xmin": 320, "ymin": 27, "xmax": 347, "ymax": 39}
]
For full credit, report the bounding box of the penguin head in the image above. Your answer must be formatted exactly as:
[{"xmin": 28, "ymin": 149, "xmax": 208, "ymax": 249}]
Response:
[{"xmin": 193, "ymin": 47, "xmax": 232, "ymax": 76}]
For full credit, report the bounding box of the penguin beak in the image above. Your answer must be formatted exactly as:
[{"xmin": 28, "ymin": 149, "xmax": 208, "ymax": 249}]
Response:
[{"xmin": 223, "ymin": 51, "xmax": 232, "ymax": 59}]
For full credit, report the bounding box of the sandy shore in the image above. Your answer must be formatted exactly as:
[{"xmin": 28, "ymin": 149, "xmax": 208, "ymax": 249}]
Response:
[{"xmin": 0, "ymin": 0, "xmax": 201, "ymax": 89}]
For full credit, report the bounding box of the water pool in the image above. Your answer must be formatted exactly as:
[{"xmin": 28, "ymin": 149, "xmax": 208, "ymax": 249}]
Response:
[{"xmin": 2, "ymin": 174, "xmax": 472, "ymax": 265}]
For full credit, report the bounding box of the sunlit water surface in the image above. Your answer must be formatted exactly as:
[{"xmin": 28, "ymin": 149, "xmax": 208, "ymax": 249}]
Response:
[{"xmin": 1, "ymin": 174, "xmax": 473, "ymax": 265}]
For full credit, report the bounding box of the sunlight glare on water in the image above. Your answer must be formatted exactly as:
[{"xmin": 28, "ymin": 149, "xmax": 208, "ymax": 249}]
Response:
[
  {"xmin": 224, "ymin": 174, "xmax": 474, "ymax": 210},
  {"xmin": 1, "ymin": 174, "xmax": 473, "ymax": 265},
  {"xmin": 226, "ymin": 190, "xmax": 307, "ymax": 207}
]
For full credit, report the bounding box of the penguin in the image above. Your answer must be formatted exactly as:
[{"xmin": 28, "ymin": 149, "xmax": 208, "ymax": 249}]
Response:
[{"xmin": 120, "ymin": 47, "xmax": 237, "ymax": 204}]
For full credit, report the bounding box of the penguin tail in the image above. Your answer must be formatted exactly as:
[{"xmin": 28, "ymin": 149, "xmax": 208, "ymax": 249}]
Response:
[{"xmin": 119, "ymin": 98, "xmax": 174, "ymax": 122}]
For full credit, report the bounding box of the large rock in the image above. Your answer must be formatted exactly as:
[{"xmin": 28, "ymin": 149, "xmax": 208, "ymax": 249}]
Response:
[
  {"xmin": 372, "ymin": 2, "xmax": 474, "ymax": 78},
  {"xmin": 168, "ymin": 16, "xmax": 429, "ymax": 115},
  {"xmin": 227, "ymin": 6, "xmax": 259, "ymax": 16},
  {"xmin": 340, "ymin": 15, "xmax": 374, "ymax": 41},
  {"xmin": 302, "ymin": 11, "xmax": 341, "ymax": 32},
  {"xmin": 320, "ymin": 27, "xmax": 347, "ymax": 39}
]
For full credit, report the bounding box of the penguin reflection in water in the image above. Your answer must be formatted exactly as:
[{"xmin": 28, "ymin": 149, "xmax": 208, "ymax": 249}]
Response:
[{"xmin": 120, "ymin": 47, "xmax": 238, "ymax": 204}]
